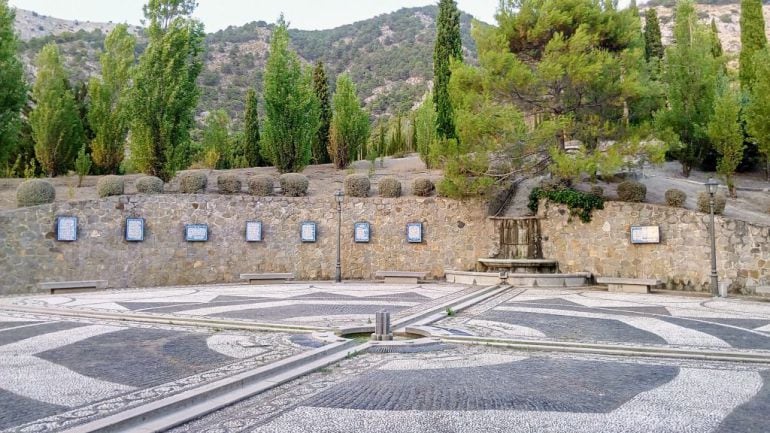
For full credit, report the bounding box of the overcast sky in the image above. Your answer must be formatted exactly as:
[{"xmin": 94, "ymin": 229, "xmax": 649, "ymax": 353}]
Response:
[{"xmin": 8, "ymin": 0, "xmax": 503, "ymax": 32}]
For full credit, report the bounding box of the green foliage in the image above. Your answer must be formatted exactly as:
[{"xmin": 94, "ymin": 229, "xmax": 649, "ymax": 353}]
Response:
[
  {"xmin": 178, "ymin": 171, "xmax": 208, "ymax": 193},
  {"xmin": 745, "ymin": 48, "xmax": 770, "ymax": 180},
  {"xmin": 710, "ymin": 19, "xmax": 724, "ymax": 60},
  {"xmin": 96, "ymin": 175, "xmax": 124, "ymax": 198},
  {"xmin": 16, "ymin": 179, "xmax": 56, "ymax": 207},
  {"xmin": 129, "ymin": 0, "xmax": 204, "ymax": 182},
  {"xmin": 198, "ymin": 109, "xmax": 232, "ymax": 169},
  {"xmin": 74, "ymin": 144, "xmax": 92, "ymax": 187},
  {"xmin": 279, "ymin": 173, "xmax": 309, "ymax": 196},
  {"xmin": 0, "ymin": 0, "xmax": 27, "ymax": 171},
  {"xmin": 344, "ymin": 174, "xmax": 371, "ymax": 197},
  {"xmin": 644, "ymin": 8, "xmax": 664, "ymax": 62},
  {"xmin": 216, "ymin": 173, "xmax": 242, "ymax": 194},
  {"xmin": 412, "ymin": 177, "xmax": 435, "ymax": 197},
  {"xmin": 527, "ymin": 187, "xmax": 604, "ymax": 223},
  {"xmin": 739, "ymin": 0, "xmax": 768, "ymax": 91},
  {"xmin": 707, "ymin": 83, "xmax": 743, "ymax": 196},
  {"xmin": 89, "ymin": 25, "xmax": 135, "ymax": 174},
  {"xmin": 617, "ymin": 179, "xmax": 647, "ymax": 202},
  {"xmin": 665, "ymin": 188, "xmax": 687, "ymax": 207},
  {"xmin": 433, "ymin": 0, "xmax": 462, "ymax": 140},
  {"xmin": 30, "ymin": 43, "xmax": 84, "ymax": 177},
  {"xmin": 329, "ymin": 74, "xmax": 370, "ymax": 168},
  {"xmin": 261, "ymin": 18, "xmax": 320, "ymax": 173},
  {"xmin": 247, "ymin": 175, "xmax": 274, "ymax": 196},
  {"xmin": 312, "ymin": 62, "xmax": 332, "ymax": 164},
  {"xmin": 697, "ymin": 191, "xmax": 726, "ymax": 214},
  {"xmin": 378, "ymin": 176, "xmax": 402, "ymax": 198},
  {"xmin": 243, "ymin": 87, "xmax": 263, "ymax": 167},
  {"xmin": 135, "ymin": 175, "xmax": 164, "ymax": 194},
  {"xmin": 414, "ymin": 94, "xmax": 437, "ymax": 166}
]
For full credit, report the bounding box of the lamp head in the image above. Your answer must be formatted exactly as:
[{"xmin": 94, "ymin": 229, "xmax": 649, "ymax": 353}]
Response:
[
  {"xmin": 705, "ymin": 178, "xmax": 719, "ymax": 195},
  {"xmin": 335, "ymin": 190, "xmax": 344, "ymax": 203}
]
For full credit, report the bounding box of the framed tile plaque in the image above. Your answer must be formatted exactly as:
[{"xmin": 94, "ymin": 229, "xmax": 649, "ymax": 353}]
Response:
[
  {"xmin": 354, "ymin": 222, "xmax": 371, "ymax": 243},
  {"xmin": 631, "ymin": 225, "xmax": 660, "ymax": 244},
  {"xmin": 56, "ymin": 216, "xmax": 78, "ymax": 242},
  {"xmin": 125, "ymin": 218, "xmax": 145, "ymax": 242},
  {"xmin": 406, "ymin": 222, "xmax": 423, "ymax": 243},
  {"xmin": 246, "ymin": 221, "xmax": 263, "ymax": 242},
  {"xmin": 300, "ymin": 222, "xmax": 317, "ymax": 243},
  {"xmin": 185, "ymin": 224, "xmax": 209, "ymax": 242}
]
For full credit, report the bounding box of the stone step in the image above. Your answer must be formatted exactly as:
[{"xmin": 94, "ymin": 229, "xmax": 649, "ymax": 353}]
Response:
[{"xmin": 445, "ymin": 269, "xmax": 591, "ymax": 287}]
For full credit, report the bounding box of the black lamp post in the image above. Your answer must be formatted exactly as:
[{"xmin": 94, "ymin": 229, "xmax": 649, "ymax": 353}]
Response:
[
  {"xmin": 335, "ymin": 190, "xmax": 344, "ymax": 283},
  {"xmin": 705, "ymin": 178, "xmax": 720, "ymax": 296}
]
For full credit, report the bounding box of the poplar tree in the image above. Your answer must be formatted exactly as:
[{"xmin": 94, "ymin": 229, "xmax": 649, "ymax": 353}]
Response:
[
  {"xmin": 745, "ymin": 49, "xmax": 770, "ymax": 180},
  {"xmin": 707, "ymin": 84, "xmax": 743, "ymax": 196},
  {"xmin": 644, "ymin": 8, "xmax": 664, "ymax": 62},
  {"xmin": 433, "ymin": 0, "xmax": 462, "ymax": 140},
  {"xmin": 30, "ymin": 44, "xmax": 84, "ymax": 176},
  {"xmin": 0, "ymin": 0, "xmax": 27, "ymax": 171},
  {"xmin": 243, "ymin": 87, "xmax": 263, "ymax": 167},
  {"xmin": 312, "ymin": 61, "xmax": 332, "ymax": 164},
  {"xmin": 129, "ymin": 0, "xmax": 204, "ymax": 181},
  {"xmin": 329, "ymin": 74, "xmax": 370, "ymax": 169},
  {"xmin": 739, "ymin": 0, "xmax": 768, "ymax": 91},
  {"xmin": 710, "ymin": 19, "xmax": 723, "ymax": 60},
  {"xmin": 261, "ymin": 17, "xmax": 319, "ymax": 173},
  {"xmin": 89, "ymin": 24, "xmax": 135, "ymax": 174}
]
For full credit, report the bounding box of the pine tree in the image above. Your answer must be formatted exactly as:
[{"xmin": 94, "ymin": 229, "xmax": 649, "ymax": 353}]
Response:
[
  {"xmin": 29, "ymin": 43, "xmax": 84, "ymax": 177},
  {"xmin": 329, "ymin": 74, "xmax": 370, "ymax": 169},
  {"xmin": 0, "ymin": 0, "xmax": 27, "ymax": 171},
  {"xmin": 261, "ymin": 17, "xmax": 319, "ymax": 173},
  {"xmin": 433, "ymin": 0, "xmax": 462, "ymax": 141},
  {"xmin": 89, "ymin": 24, "xmax": 135, "ymax": 174},
  {"xmin": 129, "ymin": 0, "xmax": 204, "ymax": 181},
  {"xmin": 707, "ymin": 83, "xmax": 743, "ymax": 196},
  {"xmin": 243, "ymin": 87, "xmax": 263, "ymax": 167},
  {"xmin": 739, "ymin": 0, "xmax": 768, "ymax": 91},
  {"xmin": 312, "ymin": 61, "xmax": 331, "ymax": 164},
  {"xmin": 745, "ymin": 48, "xmax": 770, "ymax": 180},
  {"xmin": 644, "ymin": 8, "xmax": 664, "ymax": 62}
]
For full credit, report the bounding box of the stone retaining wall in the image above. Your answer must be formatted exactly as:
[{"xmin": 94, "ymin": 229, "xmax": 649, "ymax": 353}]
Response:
[
  {"xmin": 538, "ymin": 201, "xmax": 770, "ymax": 294},
  {"xmin": 0, "ymin": 195, "xmax": 497, "ymax": 295}
]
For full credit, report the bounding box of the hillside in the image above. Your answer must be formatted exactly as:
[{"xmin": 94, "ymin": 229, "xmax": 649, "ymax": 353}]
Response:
[{"xmin": 14, "ymin": 5, "xmax": 479, "ymax": 121}]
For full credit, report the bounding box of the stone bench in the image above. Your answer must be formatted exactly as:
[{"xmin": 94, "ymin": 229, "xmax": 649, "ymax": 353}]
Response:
[
  {"xmin": 596, "ymin": 277, "xmax": 660, "ymax": 294},
  {"xmin": 39, "ymin": 280, "xmax": 108, "ymax": 294},
  {"xmin": 240, "ymin": 273, "xmax": 294, "ymax": 284},
  {"xmin": 375, "ymin": 271, "xmax": 429, "ymax": 284}
]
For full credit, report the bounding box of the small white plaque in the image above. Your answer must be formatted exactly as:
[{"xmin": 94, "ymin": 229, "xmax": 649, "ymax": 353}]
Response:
[
  {"xmin": 56, "ymin": 216, "xmax": 78, "ymax": 242},
  {"xmin": 300, "ymin": 222, "xmax": 317, "ymax": 243},
  {"xmin": 406, "ymin": 222, "xmax": 422, "ymax": 243},
  {"xmin": 246, "ymin": 221, "xmax": 262, "ymax": 242},
  {"xmin": 125, "ymin": 218, "xmax": 145, "ymax": 242},
  {"xmin": 354, "ymin": 222, "xmax": 370, "ymax": 243},
  {"xmin": 185, "ymin": 224, "xmax": 208, "ymax": 242},
  {"xmin": 631, "ymin": 225, "xmax": 660, "ymax": 244}
]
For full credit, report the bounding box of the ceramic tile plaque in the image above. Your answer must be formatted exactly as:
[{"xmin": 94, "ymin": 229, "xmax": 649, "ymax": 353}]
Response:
[
  {"xmin": 185, "ymin": 224, "xmax": 209, "ymax": 242},
  {"xmin": 246, "ymin": 221, "xmax": 263, "ymax": 242},
  {"xmin": 300, "ymin": 222, "xmax": 317, "ymax": 243},
  {"xmin": 406, "ymin": 222, "xmax": 423, "ymax": 243},
  {"xmin": 56, "ymin": 216, "xmax": 78, "ymax": 242},
  {"xmin": 354, "ymin": 222, "xmax": 370, "ymax": 243},
  {"xmin": 631, "ymin": 225, "xmax": 660, "ymax": 244},
  {"xmin": 125, "ymin": 218, "xmax": 145, "ymax": 242}
]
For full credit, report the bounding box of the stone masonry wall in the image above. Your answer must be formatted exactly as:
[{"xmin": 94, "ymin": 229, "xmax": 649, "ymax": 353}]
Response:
[
  {"xmin": 539, "ymin": 201, "xmax": 770, "ymax": 294},
  {"xmin": 0, "ymin": 195, "xmax": 497, "ymax": 295}
]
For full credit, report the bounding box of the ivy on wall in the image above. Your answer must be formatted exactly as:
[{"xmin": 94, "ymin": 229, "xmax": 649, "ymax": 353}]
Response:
[{"xmin": 528, "ymin": 187, "xmax": 604, "ymax": 223}]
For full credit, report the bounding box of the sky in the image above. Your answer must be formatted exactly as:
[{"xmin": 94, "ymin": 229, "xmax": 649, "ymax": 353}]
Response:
[{"xmin": 8, "ymin": 0, "xmax": 502, "ymax": 32}]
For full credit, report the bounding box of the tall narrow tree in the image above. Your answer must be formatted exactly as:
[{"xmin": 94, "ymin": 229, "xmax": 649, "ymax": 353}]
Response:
[
  {"xmin": 739, "ymin": 0, "xmax": 768, "ymax": 91},
  {"xmin": 0, "ymin": 0, "xmax": 27, "ymax": 171},
  {"xmin": 89, "ymin": 24, "xmax": 135, "ymax": 174},
  {"xmin": 261, "ymin": 17, "xmax": 319, "ymax": 173},
  {"xmin": 433, "ymin": 0, "xmax": 462, "ymax": 141},
  {"xmin": 312, "ymin": 61, "xmax": 331, "ymax": 164},
  {"xmin": 243, "ymin": 87, "xmax": 263, "ymax": 167},
  {"xmin": 644, "ymin": 8, "xmax": 664, "ymax": 63},
  {"xmin": 707, "ymin": 84, "xmax": 743, "ymax": 196},
  {"xmin": 745, "ymin": 49, "xmax": 770, "ymax": 180},
  {"xmin": 710, "ymin": 19, "xmax": 724, "ymax": 60},
  {"xmin": 29, "ymin": 44, "xmax": 84, "ymax": 176},
  {"xmin": 129, "ymin": 0, "xmax": 204, "ymax": 181},
  {"xmin": 329, "ymin": 74, "xmax": 370, "ymax": 169}
]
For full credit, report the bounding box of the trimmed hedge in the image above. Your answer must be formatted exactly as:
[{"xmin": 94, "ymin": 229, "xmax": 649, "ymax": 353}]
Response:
[
  {"xmin": 697, "ymin": 192, "xmax": 726, "ymax": 215},
  {"xmin": 97, "ymin": 175, "xmax": 124, "ymax": 198},
  {"xmin": 378, "ymin": 176, "xmax": 402, "ymax": 198},
  {"xmin": 217, "ymin": 174, "xmax": 242, "ymax": 194},
  {"xmin": 412, "ymin": 177, "xmax": 435, "ymax": 197},
  {"xmin": 247, "ymin": 175, "xmax": 275, "ymax": 196},
  {"xmin": 16, "ymin": 179, "xmax": 56, "ymax": 207},
  {"xmin": 280, "ymin": 173, "xmax": 309, "ymax": 197},
  {"xmin": 617, "ymin": 180, "xmax": 647, "ymax": 202},
  {"xmin": 344, "ymin": 174, "xmax": 370, "ymax": 197},
  {"xmin": 528, "ymin": 187, "xmax": 604, "ymax": 223},
  {"xmin": 664, "ymin": 189, "xmax": 687, "ymax": 208},
  {"xmin": 135, "ymin": 176, "xmax": 164, "ymax": 194},
  {"xmin": 179, "ymin": 172, "xmax": 208, "ymax": 193}
]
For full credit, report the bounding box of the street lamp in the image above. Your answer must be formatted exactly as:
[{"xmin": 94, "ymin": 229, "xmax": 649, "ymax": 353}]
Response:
[
  {"xmin": 705, "ymin": 178, "xmax": 720, "ymax": 297},
  {"xmin": 334, "ymin": 190, "xmax": 344, "ymax": 283}
]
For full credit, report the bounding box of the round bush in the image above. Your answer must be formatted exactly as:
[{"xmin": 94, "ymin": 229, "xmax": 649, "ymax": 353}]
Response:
[
  {"xmin": 97, "ymin": 175, "xmax": 124, "ymax": 198},
  {"xmin": 665, "ymin": 188, "xmax": 687, "ymax": 208},
  {"xmin": 217, "ymin": 174, "xmax": 242, "ymax": 194},
  {"xmin": 378, "ymin": 176, "xmax": 402, "ymax": 198},
  {"xmin": 617, "ymin": 180, "xmax": 647, "ymax": 202},
  {"xmin": 16, "ymin": 179, "xmax": 56, "ymax": 207},
  {"xmin": 412, "ymin": 177, "xmax": 435, "ymax": 197},
  {"xmin": 135, "ymin": 176, "xmax": 164, "ymax": 194},
  {"xmin": 344, "ymin": 174, "xmax": 370, "ymax": 198},
  {"xmin": 279, "ymin": 173, "xmax": 309, "ymax": 197},
  {"xmin": 590, "ymin": 185, "xmax": 604, "ymax": 198},
  {"xmin": 697, "ymin": 192, "xmax": 727, "ymax": 215},
  {"xmin": 179, "ymin": 172, "xmax": 208, "ymax": 193},
  {"xmin": 247, "ymin": 175, "xmax": 274, "ymax": 196}
]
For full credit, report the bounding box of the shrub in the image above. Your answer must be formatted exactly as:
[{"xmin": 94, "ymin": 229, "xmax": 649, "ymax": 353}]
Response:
[
  {"xmin": 16, "ymin": 179, "xmax": 56, "ymax": 207},
  {"xmin": 541, "ymin": 177, "xmax": 571, "ymax": 192},
  {"xmin": 217, "ymin": 174, "xmax": 242, "ymax": 194},
  {"xmin": 179, "ymin": 172, "xmax": 208, "ymax": 193},
  {"xmin": 378, "ymin": 176, "xmax": 402, "ymax": 198},
  {"xmin": 344, "ymin": 174, "xmax": 370, "ymax": 197},
  {"xmin": 247, "ymin": 175, "xmax": 275, "ymax": 196},
  {"xmin": 665, "ymin": 189, "xmax": 687, "ymax": 207},
  {"xmin": 96, "ymin": 175, "xmax": 124, "ymax": 198},
  {"xmin": 528, "ymin": 187, "xmax": 604, "ymax": 223},
  {"xmin": 412, "ymin": 177, "xmax": 435, "ymax": 197},
  {"xmin": 697, "ymin": 192, "xmax": 727, "ymax": 215},
  {"xmin": 279, "ymin": 173, "xmax": 309, "ymax": 197},
  {"xmin": 135, "ymin": 176, "xmax": 164, "ymax": 194},
  {"xmin": 617, "ymin": 180, "xmax": 647, "ymax": 202},
  {"xmin": 590, "ymin": 185, "xmax": 604, "ymax": 198}
]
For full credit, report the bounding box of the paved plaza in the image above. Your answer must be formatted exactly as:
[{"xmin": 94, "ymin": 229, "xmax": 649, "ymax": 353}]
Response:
[{"xmin": 1, "ymin": 283, "xmax": 769, "ymax": 432}]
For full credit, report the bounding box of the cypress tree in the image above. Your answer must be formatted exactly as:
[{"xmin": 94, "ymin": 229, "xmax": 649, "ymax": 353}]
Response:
[
  {"xmin": 312, "ymin": 61, "xmax": 331, "ymax": 164},
  {"xmin": 710, "ymin": 19, "xmax": 723, "ymax": 59},
  {"xmin": 0, "ymin": 0, "xmax": 27, "ymax": 171},
  {"xmin": 243, "ymin": 87, "xmax": 263, "ymax": 167},
  {"xmin": 643, "ymin": 8, "xmax": 664, "ymax": 62},
  {"xmin": 433, "ymin": 0, "xmax": 462, "ymax": 141},
  {"xmin": 739, "ymin": 0, "xmax": 768, "ymax": 91},
  {"xmin": 745, "ymin": 49, "xmax": 770, "ymax": 180}
]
